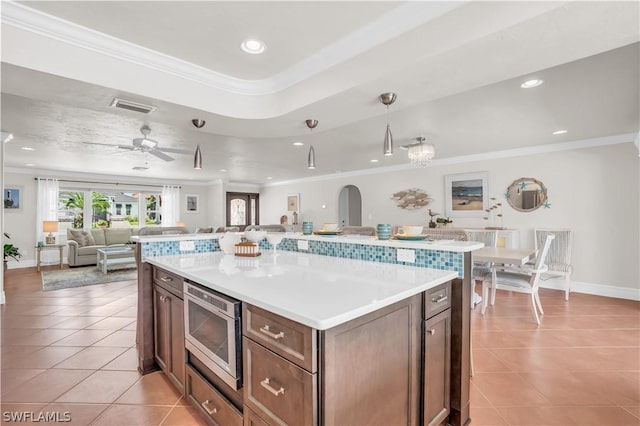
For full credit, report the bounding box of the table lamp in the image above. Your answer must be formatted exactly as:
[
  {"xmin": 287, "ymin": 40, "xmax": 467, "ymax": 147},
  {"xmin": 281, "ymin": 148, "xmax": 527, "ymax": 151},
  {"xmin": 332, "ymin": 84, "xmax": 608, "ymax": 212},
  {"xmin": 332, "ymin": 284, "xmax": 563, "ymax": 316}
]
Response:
[
  {"xmin": 43, "ymin": 221, "xmax": 59, "ymax": 245},
  {"xmin": 176, "ymin": 221, "xmax": 186, "ymax": 227}
]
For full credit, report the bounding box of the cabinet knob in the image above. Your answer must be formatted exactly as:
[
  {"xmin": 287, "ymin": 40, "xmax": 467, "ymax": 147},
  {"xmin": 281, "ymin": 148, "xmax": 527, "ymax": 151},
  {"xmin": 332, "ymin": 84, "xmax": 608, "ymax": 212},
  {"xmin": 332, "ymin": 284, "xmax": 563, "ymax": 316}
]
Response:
[
  {"xmin": 261, "ymin": 378, "xmax": 285, "ymax": 396},
  {"xmin": 427, "ymin": 329, "xmax": 436, "ymax": 335},
  {"xmin": 201, "ymin": 399, "xmax": 218, "ymax": 415}
]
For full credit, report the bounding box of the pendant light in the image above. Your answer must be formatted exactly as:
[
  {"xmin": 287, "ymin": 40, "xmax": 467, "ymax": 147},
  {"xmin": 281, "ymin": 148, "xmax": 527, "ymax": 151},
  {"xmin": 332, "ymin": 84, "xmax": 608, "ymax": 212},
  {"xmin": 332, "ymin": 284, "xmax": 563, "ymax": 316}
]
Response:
[
  {"xmin": 191, "ymin": 119, "xmax": 205, "ymax": 169},
  {"xmin": 379, "ymin": 92, "xmax": 397, "ymax": 156},
  {"xmin": 305, "ymin": 119, "xmax": 318, "ymax": 169}
]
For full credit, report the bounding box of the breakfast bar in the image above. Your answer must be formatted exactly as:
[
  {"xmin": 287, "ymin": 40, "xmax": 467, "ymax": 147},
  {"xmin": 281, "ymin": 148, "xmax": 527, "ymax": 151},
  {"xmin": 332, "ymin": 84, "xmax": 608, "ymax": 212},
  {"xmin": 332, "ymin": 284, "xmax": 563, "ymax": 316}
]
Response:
[{"xmin": 135, "ymin": 233, "xmax": 481, "ymax": 426}]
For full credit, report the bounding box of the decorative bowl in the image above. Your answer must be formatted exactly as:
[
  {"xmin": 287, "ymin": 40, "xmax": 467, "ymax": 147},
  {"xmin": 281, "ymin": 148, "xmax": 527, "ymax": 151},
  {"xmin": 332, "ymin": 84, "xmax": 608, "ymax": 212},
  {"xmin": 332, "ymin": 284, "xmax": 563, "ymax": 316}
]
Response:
[
  {"xmin": 401, "ymin": 225, "xmax": 423, "ymax": 236},
  {"xmin": 244, "ymin": 229, "xmax": 267, "ymax": 243},
  {"xmin": 322, "ymin": 223, "xmax": 339, "ymax": 231}
]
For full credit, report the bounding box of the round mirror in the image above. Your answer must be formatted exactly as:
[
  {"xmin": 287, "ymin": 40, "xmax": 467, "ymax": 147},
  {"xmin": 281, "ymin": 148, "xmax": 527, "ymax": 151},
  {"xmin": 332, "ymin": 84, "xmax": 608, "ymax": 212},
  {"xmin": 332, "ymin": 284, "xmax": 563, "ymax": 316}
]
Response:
[{"xmin": 506, "ymin": 177, "xmax": 547, "ymax": 212}]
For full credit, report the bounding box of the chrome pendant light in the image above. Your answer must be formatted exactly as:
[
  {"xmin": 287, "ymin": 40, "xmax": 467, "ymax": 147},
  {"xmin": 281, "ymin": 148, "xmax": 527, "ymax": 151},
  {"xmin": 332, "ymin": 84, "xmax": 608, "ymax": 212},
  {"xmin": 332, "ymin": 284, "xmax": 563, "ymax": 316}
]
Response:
[
  {"xmin": 379, "ymin": 92, "xmax": 397, "ymax": 156},
  {"xmin": 305, "ymin": 119, "xmax": 318, "ymax": 169},
  {"xmin": 307, "ymin": 145, "xmax": 316, "ymax": 169},
  {"xmin": 191, "ymin": 119, "xmax": 205, "ymax": 170}
]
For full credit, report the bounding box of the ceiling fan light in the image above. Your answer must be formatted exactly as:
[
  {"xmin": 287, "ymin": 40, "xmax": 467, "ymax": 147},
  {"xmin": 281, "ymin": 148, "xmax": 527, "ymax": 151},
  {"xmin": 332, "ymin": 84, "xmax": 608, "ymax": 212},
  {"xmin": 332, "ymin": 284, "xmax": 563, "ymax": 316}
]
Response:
[
  {"xmin": 307, "ymin": 145, "xmax": 316, "ymax": 169},
  {"xmin": 383, "ymin": 124, "xmax": 393, "ymax": 156},
  {"xmin": 194, "ymin": 144, "xmax": 202, "ymax": 170}
]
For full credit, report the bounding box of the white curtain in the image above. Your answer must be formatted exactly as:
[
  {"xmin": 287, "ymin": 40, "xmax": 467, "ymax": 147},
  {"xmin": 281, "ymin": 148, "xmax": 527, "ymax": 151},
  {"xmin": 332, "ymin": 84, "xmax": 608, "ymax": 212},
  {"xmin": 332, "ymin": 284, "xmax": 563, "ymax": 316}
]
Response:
[
  {"xmin": 161, "ymin": 185, "xmax": 181, "ymax": 226},
  {"xmin": 36, "ymin": 178, "xmax": 59, "ymax": 262}
]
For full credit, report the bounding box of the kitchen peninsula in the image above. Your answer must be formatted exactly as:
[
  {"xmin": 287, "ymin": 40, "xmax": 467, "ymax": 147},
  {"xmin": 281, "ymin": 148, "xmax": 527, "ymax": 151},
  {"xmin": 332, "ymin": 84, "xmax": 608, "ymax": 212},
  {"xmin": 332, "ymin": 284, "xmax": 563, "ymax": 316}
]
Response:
[{"xmin": 135, "ymin": 233, "xmax": 480, "ymax": 426}]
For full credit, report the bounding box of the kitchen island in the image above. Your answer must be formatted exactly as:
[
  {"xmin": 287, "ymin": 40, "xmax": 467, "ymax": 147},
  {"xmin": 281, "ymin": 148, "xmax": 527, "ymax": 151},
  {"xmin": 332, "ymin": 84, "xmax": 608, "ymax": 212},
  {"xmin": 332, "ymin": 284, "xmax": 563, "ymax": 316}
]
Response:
[{"xmin": 136, "ymin": 234, "xmax": 480, "ymax": 426}]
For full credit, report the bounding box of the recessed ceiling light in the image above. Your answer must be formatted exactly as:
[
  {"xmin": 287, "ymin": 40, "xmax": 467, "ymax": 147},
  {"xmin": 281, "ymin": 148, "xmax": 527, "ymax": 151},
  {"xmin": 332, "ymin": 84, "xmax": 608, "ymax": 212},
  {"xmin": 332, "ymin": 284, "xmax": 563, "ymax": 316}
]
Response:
[
  {"xmin": 241, "ymin": 39, "xmax": 265, "ymax": 54},
  {"xmin": 370, "ymin": 159, "xmax": 379, "ymax": 163},
  {"xmin": 24, "ymin": 163, "xmax": 35, "ymax": 167},
  {"xmin": 266, "ymin": 176, "xmax": 273, "ymax": 180},
  {"xmin": 552, "ymin": 129, "xmax": 568, "ymax": 135},
  {"xmin": 292, "ymin": 141, "xmax": 304, "ymax": 146},
  {"xmin": 520, "ymin": 79, "xmax": 544, "ymax": 88},
  {"xmin": 21, "ymin": 146, "xmax": 35, "ymax": 151},
  {"xmin": 220, "ymin": 169, "xmax": 227, "ymax": 172}
]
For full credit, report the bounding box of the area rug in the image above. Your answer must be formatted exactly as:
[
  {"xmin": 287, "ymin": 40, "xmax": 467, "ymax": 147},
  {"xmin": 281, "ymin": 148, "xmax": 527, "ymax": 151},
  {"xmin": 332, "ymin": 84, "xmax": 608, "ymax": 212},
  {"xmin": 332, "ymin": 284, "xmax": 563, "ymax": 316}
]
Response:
[{"xmin": 42, "ymin": 265, "xmax": 137, "ymax": 291}]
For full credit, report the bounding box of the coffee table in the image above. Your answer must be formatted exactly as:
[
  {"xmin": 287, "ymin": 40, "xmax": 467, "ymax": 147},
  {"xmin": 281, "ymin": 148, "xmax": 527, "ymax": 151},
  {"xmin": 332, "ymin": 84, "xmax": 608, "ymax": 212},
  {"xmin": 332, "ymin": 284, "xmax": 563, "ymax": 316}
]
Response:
[{"xmin": 96, "ymin": 246, "xmax": 135, "ymax": 274}]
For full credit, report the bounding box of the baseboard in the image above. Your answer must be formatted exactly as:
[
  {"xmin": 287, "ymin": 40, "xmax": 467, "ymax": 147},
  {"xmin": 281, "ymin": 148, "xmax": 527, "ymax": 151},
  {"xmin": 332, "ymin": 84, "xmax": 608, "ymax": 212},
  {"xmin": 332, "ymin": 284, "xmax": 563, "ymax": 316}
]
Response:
[
  {"xmin": 539, "ymin": 276, "xmax": 640, "ymax": 301},
  {"xmin": 6, "ymin": 258, "xmax": 69, "ymax": 269}
]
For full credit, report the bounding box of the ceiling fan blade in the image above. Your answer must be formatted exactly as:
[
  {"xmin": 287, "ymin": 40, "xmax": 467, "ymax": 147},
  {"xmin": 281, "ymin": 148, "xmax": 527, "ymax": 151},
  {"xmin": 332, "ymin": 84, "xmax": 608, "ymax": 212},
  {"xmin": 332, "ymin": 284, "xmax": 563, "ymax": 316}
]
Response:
[
  {"xmin": 158, "ymin": 147, "xmax": 193, "ymax": 155},
  {"xmin": 149, "ymin": 149, "xmax": 175, "ymax": 162},
  {"xmin": 82, "ymin": 141, "xmax": 120, "ymax": 147},
  {"xmin": 116, "ymin": 145, "xmax": 136, "ymax": 150}
]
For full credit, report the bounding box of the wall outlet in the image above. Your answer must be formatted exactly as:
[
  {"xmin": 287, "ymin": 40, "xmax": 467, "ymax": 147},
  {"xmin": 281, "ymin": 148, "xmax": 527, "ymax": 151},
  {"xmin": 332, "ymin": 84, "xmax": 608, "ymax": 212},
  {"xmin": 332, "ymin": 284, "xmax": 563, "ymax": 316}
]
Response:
[
  {"xmin": 297, "ymin": 240, "xmax": 309, "ymax": 251},
  {"xmin": 179, "ymin": 240, "xmax": 195, "ymax": 251},
  {"xmin": 397, "ymin": 248, "xmax": 416, "ymax": 263}
]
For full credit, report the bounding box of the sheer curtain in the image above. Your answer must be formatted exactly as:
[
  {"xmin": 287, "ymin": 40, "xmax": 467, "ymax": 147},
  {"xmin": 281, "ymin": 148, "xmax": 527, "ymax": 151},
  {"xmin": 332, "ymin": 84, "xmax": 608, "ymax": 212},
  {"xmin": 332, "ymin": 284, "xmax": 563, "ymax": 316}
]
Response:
[
  {"xmin": 36, "ymin": 178, "xmax": 59, "ymax": 262},
  {"xmin": 161, "ymin": 185, "xmax": 181, "ymax": 226}
]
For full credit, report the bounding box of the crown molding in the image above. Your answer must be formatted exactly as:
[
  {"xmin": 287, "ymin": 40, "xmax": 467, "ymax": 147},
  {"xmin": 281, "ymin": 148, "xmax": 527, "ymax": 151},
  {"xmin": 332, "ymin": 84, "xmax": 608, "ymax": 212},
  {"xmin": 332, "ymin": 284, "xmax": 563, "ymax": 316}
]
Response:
[
  {"xmin": 262, "ymin": 133, "xmax": 637, "ymax": 188},
  {"xmin": 1, "ymin": 1, "xmax": 465, "ymax": 96},
  {"xmin": 5, "ymin": 167, "xmax": 213, "ymax": 187}
]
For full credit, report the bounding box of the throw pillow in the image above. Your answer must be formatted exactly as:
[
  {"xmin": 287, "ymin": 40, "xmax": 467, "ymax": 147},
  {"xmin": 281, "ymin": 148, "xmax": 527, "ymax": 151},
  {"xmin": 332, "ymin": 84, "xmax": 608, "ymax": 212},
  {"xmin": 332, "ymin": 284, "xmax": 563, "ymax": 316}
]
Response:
[
  {"xmin": 69, "ymin": 229, "xmax": 96, "ymax": 247},
  {"xmin": 195, "ymin": 227, "xmax": 213, "ymax": 233}
]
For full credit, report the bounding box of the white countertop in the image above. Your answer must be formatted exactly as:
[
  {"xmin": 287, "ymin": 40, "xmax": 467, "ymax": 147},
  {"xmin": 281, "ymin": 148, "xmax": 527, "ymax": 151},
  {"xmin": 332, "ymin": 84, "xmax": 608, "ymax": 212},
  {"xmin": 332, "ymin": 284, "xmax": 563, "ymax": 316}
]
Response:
[
  {"xmin": 145, "ymin": 251, "xmax": 458, "ymax": 330},
  {"xmin": 134, "ymin": 232, "xmax": 483, "ymax": 253}
]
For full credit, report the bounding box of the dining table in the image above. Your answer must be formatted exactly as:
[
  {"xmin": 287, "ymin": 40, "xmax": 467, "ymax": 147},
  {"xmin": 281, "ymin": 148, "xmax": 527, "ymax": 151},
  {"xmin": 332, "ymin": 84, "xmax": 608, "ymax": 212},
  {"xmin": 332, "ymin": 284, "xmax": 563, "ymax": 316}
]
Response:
[{"xmin": 473, "ymin": 246, "xmax": 537, "ymax": 265}]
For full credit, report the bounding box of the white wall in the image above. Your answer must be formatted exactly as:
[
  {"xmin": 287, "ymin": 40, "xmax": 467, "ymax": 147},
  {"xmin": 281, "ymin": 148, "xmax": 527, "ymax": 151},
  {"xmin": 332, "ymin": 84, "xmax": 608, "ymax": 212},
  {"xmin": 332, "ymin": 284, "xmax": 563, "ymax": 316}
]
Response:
[{"xmin": 260, "ymin": 143, "xmax": 639, "ymax": 296}]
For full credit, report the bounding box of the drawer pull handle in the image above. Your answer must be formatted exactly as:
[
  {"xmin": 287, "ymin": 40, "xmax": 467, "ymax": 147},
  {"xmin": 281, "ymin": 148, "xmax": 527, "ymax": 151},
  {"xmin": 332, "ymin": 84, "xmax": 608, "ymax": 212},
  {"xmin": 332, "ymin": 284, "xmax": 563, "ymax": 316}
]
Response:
[
  {"xmin": 427, "ymin": 329, "xmax": 436, "ymax": 335},
  {"xmin": 431, "ymin": 294, "xmax": 448, "ymax": 304},
  {"xmin": 201, "ymin": 399, "xmax": 218, "ymax": 415},
  {"xmin": 160, "ymin": 276, "xmax": 173, "ymax": 282},
  {"xmin": 261, "ymin": 378, "xmax": 285, "ymax": 396},
  {"xmin": 260, "ymin": 325, "xmax": 285, "ymax": 340}
]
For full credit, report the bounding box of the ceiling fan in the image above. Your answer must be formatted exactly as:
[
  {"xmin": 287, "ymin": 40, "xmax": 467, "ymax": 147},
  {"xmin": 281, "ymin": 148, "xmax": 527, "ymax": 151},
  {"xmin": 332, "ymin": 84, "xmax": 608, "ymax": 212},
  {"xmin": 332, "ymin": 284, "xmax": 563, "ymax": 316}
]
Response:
[{"xmin": 83, "ymin": 125, "xmax": 191, "ymax": 162}]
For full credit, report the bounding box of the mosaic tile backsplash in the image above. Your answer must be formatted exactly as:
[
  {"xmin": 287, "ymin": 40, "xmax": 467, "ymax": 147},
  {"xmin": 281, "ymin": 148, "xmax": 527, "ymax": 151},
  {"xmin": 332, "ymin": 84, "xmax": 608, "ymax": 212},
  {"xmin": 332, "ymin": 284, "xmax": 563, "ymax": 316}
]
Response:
[{"xmin": 142, "ymin": 237, "xmax": 463, "ymax": 277}]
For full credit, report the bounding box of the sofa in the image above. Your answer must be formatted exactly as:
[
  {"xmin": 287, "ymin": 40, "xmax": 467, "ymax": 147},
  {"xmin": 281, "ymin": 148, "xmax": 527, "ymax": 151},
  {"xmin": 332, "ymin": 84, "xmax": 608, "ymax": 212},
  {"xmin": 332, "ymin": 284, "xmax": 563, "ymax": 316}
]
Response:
[{"xmin": 67, "ymin": 228, "xmax": 139, "ymax": 267}]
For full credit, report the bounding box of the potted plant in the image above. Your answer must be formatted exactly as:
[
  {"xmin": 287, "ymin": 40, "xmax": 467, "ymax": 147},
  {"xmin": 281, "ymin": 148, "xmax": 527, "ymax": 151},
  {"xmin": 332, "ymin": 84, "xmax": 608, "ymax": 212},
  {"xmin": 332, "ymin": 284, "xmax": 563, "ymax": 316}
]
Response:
[{"xmin": 4, "ymin": 232, "xmax": 22, "ymax": 271}]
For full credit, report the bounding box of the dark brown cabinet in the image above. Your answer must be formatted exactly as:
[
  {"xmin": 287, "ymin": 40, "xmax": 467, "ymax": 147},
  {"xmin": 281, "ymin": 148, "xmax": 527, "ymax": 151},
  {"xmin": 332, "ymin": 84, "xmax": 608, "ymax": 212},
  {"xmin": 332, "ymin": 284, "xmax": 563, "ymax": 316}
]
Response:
[
  {"xmin": 243, "ymin": 294, "xmax": 422, "ymax": 426},
  {"xmin": 153, "ymin": 268, "xmax": 185, "ymax": 394},
  {"xmin": 423, "ymin": 284, "xmax": 452, "ymax": 426}
]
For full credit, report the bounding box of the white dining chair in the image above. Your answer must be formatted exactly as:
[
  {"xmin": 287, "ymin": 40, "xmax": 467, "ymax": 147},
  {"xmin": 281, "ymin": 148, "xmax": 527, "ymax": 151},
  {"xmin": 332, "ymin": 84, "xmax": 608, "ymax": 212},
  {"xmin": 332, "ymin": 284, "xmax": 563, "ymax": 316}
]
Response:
[
  {"xmin": 464, "ymin": 229, "xmax": 498, "ymax": 309},
  {"xmin": 535, "ymin": 228, "xmax": 573, "ymax": 300},
  {"xmin": 481, "ymin": 234, "xmax": 555, "ymax": 325}
]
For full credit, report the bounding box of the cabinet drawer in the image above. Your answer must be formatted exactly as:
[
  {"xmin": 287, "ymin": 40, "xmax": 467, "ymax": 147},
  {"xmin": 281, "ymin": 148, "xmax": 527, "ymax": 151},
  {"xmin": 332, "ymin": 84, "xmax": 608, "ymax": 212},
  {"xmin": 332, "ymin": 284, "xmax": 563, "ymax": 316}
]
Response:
[
  {"xmin": 243, "ymin": 407, "xmax": 270, "ymax": 426},
  {"xmin": 243, "ymin": 304, "xmax": 317, "ymax": 372},
  {"xmin": 243, "ymin": 337, "xmax": 317, "ymax": 426},
  {"xmin": 153, "ymin": 267, "xmax": 183, "ymax": 296},
  {"xmin": 185, "ymin": 365, "xmax": 242, "ymax": 426},
  {"xmin": 424, "ymin": 282, "xmax": 451, "ymax": 319}
]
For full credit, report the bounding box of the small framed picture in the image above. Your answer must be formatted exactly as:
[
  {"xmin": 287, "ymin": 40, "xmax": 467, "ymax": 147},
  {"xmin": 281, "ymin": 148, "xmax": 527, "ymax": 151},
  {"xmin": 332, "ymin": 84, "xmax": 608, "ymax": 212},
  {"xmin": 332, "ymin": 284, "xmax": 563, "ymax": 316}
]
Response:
[
  {"xmin": 4, "ymin": 186, "xmax": 23, "ymax": 212},
  {"xmin": 445, "ymin": 172, "xmax": 489, "ymax": 217},
  {"xmin": 186, "ymin": 194, "xmax": 199, "ymax": 213},
  {"xmin": 287, "ymin": 194, "xmax": 299, "ymax": 212}
]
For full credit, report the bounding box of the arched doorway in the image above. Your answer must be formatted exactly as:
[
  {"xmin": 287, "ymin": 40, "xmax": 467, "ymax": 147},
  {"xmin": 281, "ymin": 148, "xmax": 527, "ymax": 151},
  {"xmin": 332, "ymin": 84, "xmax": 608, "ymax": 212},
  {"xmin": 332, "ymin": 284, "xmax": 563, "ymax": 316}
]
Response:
[{"xmin": 338, "ymin": 185, "xmax": 362, "ymax": 227}]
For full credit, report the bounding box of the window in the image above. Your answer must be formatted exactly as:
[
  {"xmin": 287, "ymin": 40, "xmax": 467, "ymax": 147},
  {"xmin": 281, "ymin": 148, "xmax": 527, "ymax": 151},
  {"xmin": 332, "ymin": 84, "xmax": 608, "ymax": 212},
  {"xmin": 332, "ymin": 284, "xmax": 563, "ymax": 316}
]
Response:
[{"xmin": 58, "ymin": 188, "xmax": 160, "ymax": 229}]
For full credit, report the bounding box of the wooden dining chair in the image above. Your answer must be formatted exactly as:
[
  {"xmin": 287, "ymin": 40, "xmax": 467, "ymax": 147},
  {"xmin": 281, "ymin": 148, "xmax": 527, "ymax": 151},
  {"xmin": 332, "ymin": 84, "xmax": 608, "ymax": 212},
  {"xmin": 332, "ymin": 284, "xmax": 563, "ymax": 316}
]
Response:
[
  {"xmin": 481, "ymin": 234, "xmax": 555, "ymax": 325},
  {"xmin": 535, "ymin": 228, "xmax": 573, "ymax": 300}
]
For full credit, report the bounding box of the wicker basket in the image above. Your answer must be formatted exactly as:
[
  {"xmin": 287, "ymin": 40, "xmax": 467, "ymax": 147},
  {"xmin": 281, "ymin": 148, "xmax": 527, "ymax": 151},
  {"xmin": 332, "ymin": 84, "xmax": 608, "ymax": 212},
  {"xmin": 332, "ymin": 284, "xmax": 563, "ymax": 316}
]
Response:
[{"xmin": 235, "ymin": 241, "xmax": 261, "ymax": 257}]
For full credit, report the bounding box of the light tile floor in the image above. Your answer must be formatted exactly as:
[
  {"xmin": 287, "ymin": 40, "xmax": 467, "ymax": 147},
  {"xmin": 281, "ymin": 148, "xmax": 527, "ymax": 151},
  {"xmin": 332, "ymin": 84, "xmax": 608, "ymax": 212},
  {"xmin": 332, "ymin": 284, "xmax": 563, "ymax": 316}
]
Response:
[{"xmin": 2, "ymin": 266, "xmax": 639, "ymax": 425}]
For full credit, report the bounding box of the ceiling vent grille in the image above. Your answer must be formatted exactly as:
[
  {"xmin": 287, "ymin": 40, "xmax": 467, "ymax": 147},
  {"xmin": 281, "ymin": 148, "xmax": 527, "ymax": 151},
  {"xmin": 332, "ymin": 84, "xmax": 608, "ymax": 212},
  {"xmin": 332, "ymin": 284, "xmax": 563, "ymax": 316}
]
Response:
[
  {"xmin": 132, "ymin": 166, "xmax": 149, "ymax": 171},
  {"xmin": 110, "ymin": 98, "xmax": 156, "ymax": 114}
]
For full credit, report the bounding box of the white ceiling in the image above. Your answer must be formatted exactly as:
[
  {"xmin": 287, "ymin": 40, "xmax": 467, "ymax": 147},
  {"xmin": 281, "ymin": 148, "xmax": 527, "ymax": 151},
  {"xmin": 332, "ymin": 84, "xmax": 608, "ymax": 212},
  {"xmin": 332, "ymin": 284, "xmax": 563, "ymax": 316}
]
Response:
[{"xmin": 2, "ymin": 1, "xmax": 639, "ymax": 185}]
